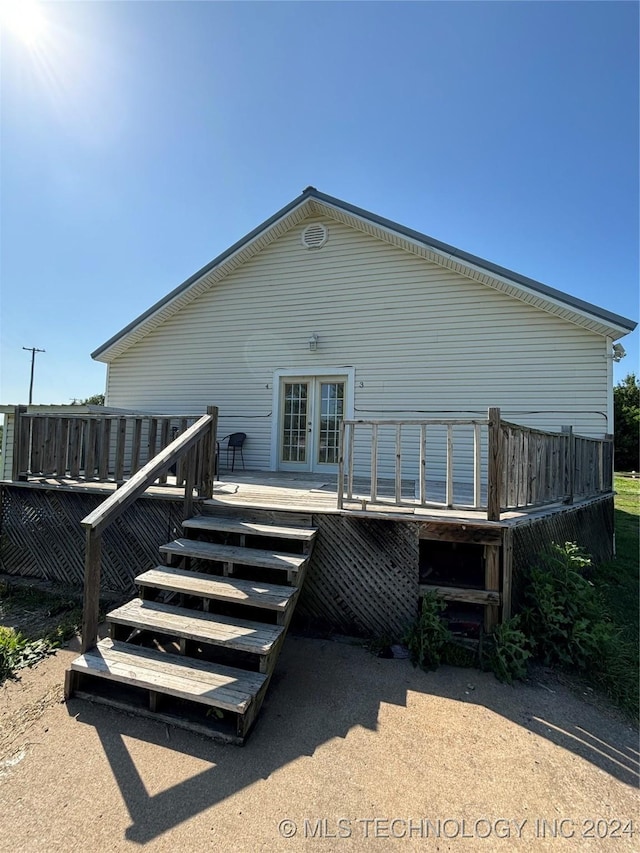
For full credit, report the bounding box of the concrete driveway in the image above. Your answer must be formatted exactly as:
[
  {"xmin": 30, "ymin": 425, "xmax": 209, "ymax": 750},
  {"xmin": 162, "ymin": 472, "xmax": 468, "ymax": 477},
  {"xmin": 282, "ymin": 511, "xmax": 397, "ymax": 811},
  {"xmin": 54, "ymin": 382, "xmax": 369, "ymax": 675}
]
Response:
[{"xmin": 0, "ymin": 634, "xmax": 637, "ymax": 851}]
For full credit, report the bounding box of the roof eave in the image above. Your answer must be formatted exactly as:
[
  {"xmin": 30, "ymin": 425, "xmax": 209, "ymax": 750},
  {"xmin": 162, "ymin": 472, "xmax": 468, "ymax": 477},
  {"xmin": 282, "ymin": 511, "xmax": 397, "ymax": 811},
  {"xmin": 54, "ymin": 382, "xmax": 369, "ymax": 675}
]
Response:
[{"xmin": 309, "ymin": 190, "xmax": 638, "ymax": 338}]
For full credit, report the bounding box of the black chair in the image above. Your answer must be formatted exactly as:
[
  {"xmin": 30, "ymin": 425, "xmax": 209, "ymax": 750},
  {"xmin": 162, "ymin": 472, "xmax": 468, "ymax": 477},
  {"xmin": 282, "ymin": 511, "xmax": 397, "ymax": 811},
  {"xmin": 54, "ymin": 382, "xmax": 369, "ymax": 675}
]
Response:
[{"xmin": 219, "ymin": 432, "xmax": 246, "ymax": 472}]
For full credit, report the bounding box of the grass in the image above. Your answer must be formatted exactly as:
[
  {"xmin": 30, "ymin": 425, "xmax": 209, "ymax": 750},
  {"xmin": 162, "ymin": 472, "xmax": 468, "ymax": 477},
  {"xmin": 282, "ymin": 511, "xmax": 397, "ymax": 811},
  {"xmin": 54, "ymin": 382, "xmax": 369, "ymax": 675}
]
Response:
[
  {"xmin": 597, "ymin": 476, "xmax": 639, "ymax": 637},
  {"xmin": 588, "ymin": 475, "xmax": 639, "ymax": 716}
]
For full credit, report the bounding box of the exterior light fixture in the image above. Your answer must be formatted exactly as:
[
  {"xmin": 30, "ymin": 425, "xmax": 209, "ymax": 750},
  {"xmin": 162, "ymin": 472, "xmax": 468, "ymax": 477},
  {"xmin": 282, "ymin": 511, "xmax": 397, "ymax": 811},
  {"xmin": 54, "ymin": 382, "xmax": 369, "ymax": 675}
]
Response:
[
  {"xmin": 308, "ymin": 333, "xmax": 319, "ymax": 352},
  {"xmin": 612, "ymin": 343, "xmax": 626, "ymax": 362}
]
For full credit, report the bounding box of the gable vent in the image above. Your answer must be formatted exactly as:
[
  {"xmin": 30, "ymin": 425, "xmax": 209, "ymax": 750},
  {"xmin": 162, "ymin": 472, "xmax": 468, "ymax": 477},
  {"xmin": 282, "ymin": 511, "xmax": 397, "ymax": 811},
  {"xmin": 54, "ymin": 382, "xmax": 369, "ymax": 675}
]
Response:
[{"xmin": 301, "ymin": 222, "xmax": 328, "ymax": 250}]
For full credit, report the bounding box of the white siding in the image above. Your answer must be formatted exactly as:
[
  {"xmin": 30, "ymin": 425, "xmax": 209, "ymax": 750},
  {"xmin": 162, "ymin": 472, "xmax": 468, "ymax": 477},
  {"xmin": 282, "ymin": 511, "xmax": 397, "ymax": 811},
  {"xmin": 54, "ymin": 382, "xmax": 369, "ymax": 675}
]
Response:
[
  {"xmin": 106, "ymin": 217, "xmax": 610, "ymax": 476},
  {"xmin": 2, "ymin": 414, "xmax": 14, "ymax": 480}
]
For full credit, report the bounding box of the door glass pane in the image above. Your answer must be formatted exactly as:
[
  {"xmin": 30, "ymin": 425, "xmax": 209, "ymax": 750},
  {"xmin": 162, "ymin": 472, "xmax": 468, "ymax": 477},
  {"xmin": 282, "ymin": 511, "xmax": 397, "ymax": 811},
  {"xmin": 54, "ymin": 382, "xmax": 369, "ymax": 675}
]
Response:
[
  {"xmin": 318, "ymin": 382, "xmax": 344, "ymax": 464},
  {"xmin": 282, "ymin": 382, "xmax": 307, "ymax": 462}
]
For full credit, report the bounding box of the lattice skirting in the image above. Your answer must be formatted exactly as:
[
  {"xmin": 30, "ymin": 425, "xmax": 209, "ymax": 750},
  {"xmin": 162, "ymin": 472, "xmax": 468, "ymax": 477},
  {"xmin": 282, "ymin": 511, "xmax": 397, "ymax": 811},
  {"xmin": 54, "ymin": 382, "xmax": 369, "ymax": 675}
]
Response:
[
  {"xmin": 0, "ymin": 485, "xmax": 184, "ymax": 592},
  {"xmin": 0, "ymin": 484, "xmax": 614, "ymax": 640},
  {"xmin": 510, "ymin": 496, "xmax": 615, "ymax": 611},
  {"xmin": 297, "ymin": 514, "xmax": 420, "ymax": 639}
]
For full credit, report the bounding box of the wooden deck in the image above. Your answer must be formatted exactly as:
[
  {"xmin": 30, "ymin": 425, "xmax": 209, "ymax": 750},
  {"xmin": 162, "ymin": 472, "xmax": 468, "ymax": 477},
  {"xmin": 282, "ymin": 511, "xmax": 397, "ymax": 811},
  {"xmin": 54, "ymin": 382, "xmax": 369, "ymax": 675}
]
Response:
[{"xmin": 3, "ymin": 470, "xmax": 582, "ymax": 527}]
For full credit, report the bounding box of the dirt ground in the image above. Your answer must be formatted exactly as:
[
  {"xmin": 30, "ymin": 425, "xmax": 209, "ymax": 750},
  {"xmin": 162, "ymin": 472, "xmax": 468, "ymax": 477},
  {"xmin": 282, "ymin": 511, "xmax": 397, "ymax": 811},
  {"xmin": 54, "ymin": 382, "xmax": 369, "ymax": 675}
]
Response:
[{"xmin": 0, "ymin": 633, "xmax": 638, "ymax": 852}]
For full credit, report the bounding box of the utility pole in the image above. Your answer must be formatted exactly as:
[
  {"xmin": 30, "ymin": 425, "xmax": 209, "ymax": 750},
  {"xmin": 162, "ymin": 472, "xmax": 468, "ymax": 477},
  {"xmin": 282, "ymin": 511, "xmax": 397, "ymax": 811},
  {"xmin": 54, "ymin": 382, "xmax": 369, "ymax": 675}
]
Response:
[{"xmin": 22, "ymin": 346, "xmax": 45, "ymax": 404}]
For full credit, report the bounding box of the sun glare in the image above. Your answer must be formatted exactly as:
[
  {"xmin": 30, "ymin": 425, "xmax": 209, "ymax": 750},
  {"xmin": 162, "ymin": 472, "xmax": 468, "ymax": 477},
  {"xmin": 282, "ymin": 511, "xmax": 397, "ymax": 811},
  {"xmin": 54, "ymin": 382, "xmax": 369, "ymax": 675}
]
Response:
[{"xmin": 0, "ymin": 0, "xmax": 48, "ymax": 47}]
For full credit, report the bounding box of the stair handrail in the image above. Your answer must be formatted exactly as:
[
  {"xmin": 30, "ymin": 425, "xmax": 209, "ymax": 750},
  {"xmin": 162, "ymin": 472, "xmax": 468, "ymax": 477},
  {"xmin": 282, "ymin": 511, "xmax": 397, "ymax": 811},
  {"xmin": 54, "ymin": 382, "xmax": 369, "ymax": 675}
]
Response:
[{"xmin": 79, "ymin": 406, "xmax": 218, "ymax": 652}]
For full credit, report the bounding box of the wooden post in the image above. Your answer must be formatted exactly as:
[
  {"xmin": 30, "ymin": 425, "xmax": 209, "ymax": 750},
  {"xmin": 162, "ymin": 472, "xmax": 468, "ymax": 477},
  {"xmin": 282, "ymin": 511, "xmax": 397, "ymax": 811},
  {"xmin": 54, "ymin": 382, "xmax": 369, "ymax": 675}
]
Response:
[
  {"xmin": 337, "ymin": 422, "xmax": 345, "ymax": 510},
  {"xmin": 419, "ymin": 423, "xmax": 426, "ymax": 505},
  {"xmin": 487, "ymin": 407, "xmax": 502, "ymax": 522},
  {"xmin": 11, "ymin": 406, "xmax": 28, "ymax": 481},
  {"xmin": 43, "ymin": 417, "xmax": 56, "ymax": 475},
  {"xmin": 147, "ymin": 418, "xmax": 158, "ymax": 466},
  {"xmin": 69, "ymin": 419, "xmax": 82, "ymax": 478},
  {"xmin": 158, "ymin": 419, "xmax": 171, "ymax": 485},
  {"xmin": 56, "ymin": 418, "xmax": 70, "ymax": 477},
  {"xmin": 176, "ymin": 418, "xmax": 188, "ymax": 486},
  {"xmin": 445, "ymin": 424, "xmax": 454, "ymax": 508},
  {"xmin": 371, "ymin": 423, "xmax": 379, "ymax": 503},
  {"xmin": 131, "ymin": 418, "xmax": 142, "ymax": 474},
  {"xmin": 347, "ymin": 422, "xmax": 355, "ymax": 499},
  {"xmin": 30, "ymin": 417, "xmax": 43, "ymax": 475},
  {"xmin": 484, "ymin": 543, "xmax": 500, "ymax": 632},
  {"xmin": 395, "ymin": 424, "xmax": 402, "ymax": 505},
  {"xmin": 183, "ymin": 447, "xmax": 196, "ymax": 520},
  {"xmin": 204, "ymin": 406, "xmax": 218, "ymax": 497},
  {"xmin": 84, "ymin": 419, "xmax": 97, "ymax": 480},
  {"xmin": 501, "ymin": 528, "xmax": 513, "ymax": 622},
  {"xmin": 115, "ymin": 417, "xmax": 127, "ymax": 483},
  {"xmin": 605, "ymin": 434, "xmax": 614, "ymax": 492},
  {"xmin": 81, "ymin": 527, "xmax": 103, "ymax": 653},
  {"xmin": 562, "ymin": 425, "xmax": 574, "ymax": 504},
  {"xmin": 98, "ymin": 418, "xmax": 111, "ymax": 480},
  {"xmin": 473, "ymin": 423, "xmax": 481, "ymax": 509}
]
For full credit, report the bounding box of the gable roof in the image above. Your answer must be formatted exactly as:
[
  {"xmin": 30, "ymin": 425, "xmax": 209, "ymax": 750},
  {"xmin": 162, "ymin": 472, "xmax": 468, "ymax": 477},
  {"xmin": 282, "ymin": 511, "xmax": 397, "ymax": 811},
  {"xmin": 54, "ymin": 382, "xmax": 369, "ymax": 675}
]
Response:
[{"xmin": 92, "ymin": 187, "xmax": 637, "ymax": 362}]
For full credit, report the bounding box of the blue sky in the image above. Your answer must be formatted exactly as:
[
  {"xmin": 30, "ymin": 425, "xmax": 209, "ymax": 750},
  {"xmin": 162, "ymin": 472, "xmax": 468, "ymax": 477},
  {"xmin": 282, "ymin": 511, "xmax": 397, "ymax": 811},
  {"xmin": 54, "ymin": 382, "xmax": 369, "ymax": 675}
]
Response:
[{"xmin": 1, "ymin": 0, "xmax": 638, "ymax": 405}]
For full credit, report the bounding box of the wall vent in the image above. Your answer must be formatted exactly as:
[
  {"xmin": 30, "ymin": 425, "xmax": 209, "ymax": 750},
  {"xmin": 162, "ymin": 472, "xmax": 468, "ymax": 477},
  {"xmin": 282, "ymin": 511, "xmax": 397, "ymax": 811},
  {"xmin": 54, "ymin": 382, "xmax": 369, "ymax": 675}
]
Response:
[{"xmin": 301, "ymin": 222, "xmax": 328, "ymax": 250}]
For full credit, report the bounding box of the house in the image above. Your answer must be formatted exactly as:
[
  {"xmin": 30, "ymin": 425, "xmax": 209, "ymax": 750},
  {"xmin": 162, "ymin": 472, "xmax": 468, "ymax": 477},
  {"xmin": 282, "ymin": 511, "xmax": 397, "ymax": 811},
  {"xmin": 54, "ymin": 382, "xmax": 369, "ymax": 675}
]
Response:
[
  {"xmin": 93, "ymin": 186, "xmax": 635, "ymax": 483},
  {"xmin": 1, "ymin": 188, "xmax": 635, "ymax": 741}
]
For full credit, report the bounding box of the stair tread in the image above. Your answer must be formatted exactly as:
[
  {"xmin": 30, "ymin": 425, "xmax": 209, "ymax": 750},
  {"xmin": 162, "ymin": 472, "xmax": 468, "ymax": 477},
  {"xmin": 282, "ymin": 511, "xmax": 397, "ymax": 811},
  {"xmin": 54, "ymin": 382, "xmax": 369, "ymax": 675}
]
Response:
[
  {"xmin": 160, "ymin": 538, "xmax": 307, "ymax": 571},
  {"xmin": 136, "ymin": 566, "xmax": 298, "ymax": 611},
  {"xmin": 71, "ymin": 638, "xmax": 266, "ymax": 713},
  {"xmin": 184, "ymin": 516, "xmax": 317, "ymax": 541},
  {"xmin": 108, "ymin": 598, "xmax": 284, "ymax": 653}
]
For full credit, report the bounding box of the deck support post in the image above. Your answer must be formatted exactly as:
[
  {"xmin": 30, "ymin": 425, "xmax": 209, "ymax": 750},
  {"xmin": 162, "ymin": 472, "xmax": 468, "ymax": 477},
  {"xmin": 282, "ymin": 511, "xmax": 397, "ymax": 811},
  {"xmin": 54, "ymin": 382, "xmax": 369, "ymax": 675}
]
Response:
[
  {"xmin": 487, "ymin": 407, "xmax": 502, "ymax": 522},
  {"xmin": 501, "ymin": 528, "xmax": 513, "ymax": 622},
  {"xmin": 484, "ymin": 543, "xmax": 500, "ymax": 632}
]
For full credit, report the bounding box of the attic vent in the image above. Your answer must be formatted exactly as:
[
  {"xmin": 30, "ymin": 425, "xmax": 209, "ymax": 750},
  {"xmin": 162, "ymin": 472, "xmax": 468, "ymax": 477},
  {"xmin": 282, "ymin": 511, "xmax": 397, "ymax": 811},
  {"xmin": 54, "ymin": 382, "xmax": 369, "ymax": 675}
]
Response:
[{"xmin": 301, "ymin": 222, "xmax": 328, "ymax": 250}]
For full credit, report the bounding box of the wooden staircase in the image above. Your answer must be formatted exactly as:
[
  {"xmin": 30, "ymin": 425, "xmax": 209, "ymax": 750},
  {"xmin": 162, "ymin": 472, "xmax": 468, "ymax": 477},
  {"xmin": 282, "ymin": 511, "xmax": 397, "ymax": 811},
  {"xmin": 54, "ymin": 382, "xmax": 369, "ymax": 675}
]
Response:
[{"xmin": 65, "ymin": 508, "xmax": 316, "ymax": 743}]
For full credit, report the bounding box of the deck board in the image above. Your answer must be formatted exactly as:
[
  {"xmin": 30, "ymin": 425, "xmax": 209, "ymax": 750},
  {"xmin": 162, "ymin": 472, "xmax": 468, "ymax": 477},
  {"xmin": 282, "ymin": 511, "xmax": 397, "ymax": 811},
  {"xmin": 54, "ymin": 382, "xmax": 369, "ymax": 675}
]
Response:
[
  {"xmin": 136, "ymin": 566, "xmax": 298, "ymax": 611},
  {"xmin": 108, "ymin": 598, "xmax": 284, "ymax": 653},
  {"xmin": 71, "ymin": 638, "xmax": 267, "ymax": 712},
  {"xmin": 183, "ymin": 515, "xmax": 317, "ymax": 541},
  {"xmin": 159, "ymin": 538, "xmax": 307, "ymax": 571}
]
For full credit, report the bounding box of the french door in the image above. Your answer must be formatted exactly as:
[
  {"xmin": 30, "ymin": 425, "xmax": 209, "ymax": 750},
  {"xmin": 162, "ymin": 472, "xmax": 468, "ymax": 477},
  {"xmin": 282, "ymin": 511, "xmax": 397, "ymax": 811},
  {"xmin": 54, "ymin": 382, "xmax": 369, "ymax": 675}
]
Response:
[{"xmin": 278, "ymin": 376, "xmax": 346, "ymax": 472}]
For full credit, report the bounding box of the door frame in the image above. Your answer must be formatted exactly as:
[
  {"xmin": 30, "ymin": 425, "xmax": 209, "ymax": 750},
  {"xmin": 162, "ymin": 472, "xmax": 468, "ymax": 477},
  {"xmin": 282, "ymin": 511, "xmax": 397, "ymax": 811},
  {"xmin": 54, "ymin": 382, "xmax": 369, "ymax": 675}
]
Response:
[{"xmin": 270, "ymin": 367, "xmax": 355, "ymax": 472}]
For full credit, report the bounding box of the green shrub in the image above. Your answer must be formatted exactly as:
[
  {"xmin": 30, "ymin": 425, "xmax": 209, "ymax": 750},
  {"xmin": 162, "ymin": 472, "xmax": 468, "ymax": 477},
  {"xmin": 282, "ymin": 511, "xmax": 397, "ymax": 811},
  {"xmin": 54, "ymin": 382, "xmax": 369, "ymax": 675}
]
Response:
[
  {"xmin": 0, "ymin": 625, "xmax": 58, "ymax": 683},
  {"xmin": 0, "ymin": 626, "xmax": 28, "ymax": 681},
  {"xmin": 403, "ymin": 593, "xmax": 452, "ymax": 670},
  {"xmin": 483, "ymin": 616, "xmax": 531, "ymax": 684},
  {"xmin": 518, "ymin": 540, "xmax": 638, "ymax": 716},
  {"xmin": 521, "ymin": 542, "xmax": 602, "ymax": 668}
]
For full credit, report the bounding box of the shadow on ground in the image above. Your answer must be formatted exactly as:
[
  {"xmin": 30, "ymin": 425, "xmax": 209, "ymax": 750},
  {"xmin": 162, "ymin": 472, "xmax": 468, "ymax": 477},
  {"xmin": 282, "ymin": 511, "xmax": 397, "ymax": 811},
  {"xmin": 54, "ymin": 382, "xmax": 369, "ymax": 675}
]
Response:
[{"xmin": 67, "ymin": 635, "xmax": 639, "ymax": 845}]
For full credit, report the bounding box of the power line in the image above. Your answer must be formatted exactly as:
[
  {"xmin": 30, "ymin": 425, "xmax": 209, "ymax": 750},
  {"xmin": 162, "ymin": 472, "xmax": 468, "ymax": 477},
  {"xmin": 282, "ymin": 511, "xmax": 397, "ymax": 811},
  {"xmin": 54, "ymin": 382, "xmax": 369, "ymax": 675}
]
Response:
[{"xmin": 22, "ymin": 346, "xmax": 45, "ymax": 405}]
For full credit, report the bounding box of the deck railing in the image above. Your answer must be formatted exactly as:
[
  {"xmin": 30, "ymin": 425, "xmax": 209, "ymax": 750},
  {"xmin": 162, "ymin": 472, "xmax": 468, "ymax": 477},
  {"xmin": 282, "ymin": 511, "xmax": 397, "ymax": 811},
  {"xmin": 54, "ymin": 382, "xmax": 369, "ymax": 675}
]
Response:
[
  {"xmin": 337, "ymin": 415, "xmax": 491, "ymax": 513},
  {"xmin": 10, "ymin": 406, "xmax": 208, "ymax": 488},
  {"xmin": 499, "ymin": 421, "xmax": 613, "ymax": 510},
  {"xmin": 337, "ymin": 408, "xmax": 613, "ymax": 520},
  {"xmin": 79, "ymin": 407, "xmax": 218, "ymax": 652}
]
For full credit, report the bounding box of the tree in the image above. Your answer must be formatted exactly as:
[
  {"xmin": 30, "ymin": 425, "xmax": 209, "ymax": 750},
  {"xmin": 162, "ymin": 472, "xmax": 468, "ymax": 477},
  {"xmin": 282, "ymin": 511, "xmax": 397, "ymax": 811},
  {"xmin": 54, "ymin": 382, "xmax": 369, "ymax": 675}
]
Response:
[
  {"xmin": 71, "ymin": 393, "xmax": 105, "ymax": 406},
  {"xmin": 613, "ymin": 373, "xmax": 639, "ymax": 471}
]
